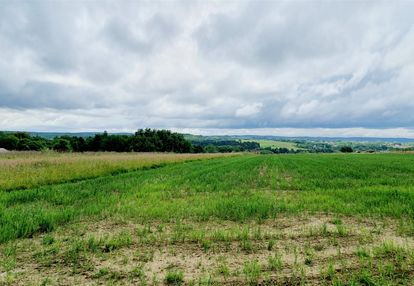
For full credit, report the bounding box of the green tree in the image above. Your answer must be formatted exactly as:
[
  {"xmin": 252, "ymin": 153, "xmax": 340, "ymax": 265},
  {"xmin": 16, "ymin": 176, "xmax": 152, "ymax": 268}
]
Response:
[
  {"xmin": 340, "ymin": 146, "xmax": 353, "ymax": 153},
  {"xmin": 16, "ymin": 138, "xmax": 46, "ymax": 151},
  {"xmin": 0, "ymin": 134, "xmax": 18, "ymax": 150},
  {"xmin": 52, "ymin": 138, "xmax": 72, "ymax": 152}
]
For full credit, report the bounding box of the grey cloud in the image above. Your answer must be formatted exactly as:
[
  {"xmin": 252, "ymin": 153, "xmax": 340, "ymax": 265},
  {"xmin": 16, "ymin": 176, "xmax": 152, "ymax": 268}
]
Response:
[
  {"xmin": 0, "ymin": 2, "xmax": 81, "ymax": 72},
  {"xmin": 194, "ymin": 2, "xmax": 414, "ymax": 74},
  {"xmin": 103, "ymin": 13, "xmax": 178, "ymax": 55},
  {"xmin": 0, "ymin": 1, "xmax": 414, "ymax": 132},
  {"xmin": 0, "ymin": 80, "xmax": 102, "ymax": 109},
  {"xmin": 194, "ymin": 2, "xmax": 361, "ymax": 68},
  {"xmin": 104, "ymin": 19, "xmax": 152, "ymax": 54}
]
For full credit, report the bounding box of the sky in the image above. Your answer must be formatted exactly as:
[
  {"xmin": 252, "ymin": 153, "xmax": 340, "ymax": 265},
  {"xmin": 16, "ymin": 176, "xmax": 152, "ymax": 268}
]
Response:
[{"xmin": 1, "ymin": 1, "xmax": 414, "ymax": 137}]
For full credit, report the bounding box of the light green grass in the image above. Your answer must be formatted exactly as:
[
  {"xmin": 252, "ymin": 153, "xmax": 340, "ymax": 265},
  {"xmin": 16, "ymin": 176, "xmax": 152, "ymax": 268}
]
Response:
[{"xmin": 1, "ymin": 153, "xmax": 414, "ymax": 243}]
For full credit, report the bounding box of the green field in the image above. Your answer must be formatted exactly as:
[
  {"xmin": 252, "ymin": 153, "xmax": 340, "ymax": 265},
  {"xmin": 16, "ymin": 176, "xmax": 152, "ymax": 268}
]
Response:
[
  {"xmin": 0, "ymin": 152, "xmax": 230, "ymax": 192},
  {"xmin": 242, "ymin": 139, "xmax": 300, "ymax": 150},
  {"xmin": 1, "ymin": 153, "xmax": 414, "ymax": 285}
]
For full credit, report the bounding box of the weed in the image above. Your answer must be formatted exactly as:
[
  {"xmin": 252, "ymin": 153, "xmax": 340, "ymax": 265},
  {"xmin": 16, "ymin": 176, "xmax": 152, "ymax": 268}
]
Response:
[
  {"xmin": 39, "ymin": 278, "xmax": 51, "ymax": 286},
  {"xmin": 137, "ymin": 224, "xmax": 152, "ymax": 238},
  {"xmin": 33, "ymin": 244, "xmax": 58, "ymax": 267},
  {"xmin": 323, "ymin": 260, "xmax": 336, "ymax": 281},
  {"xmin": 63, "ymin": 239, "xmax": 84, "ymax": 267},
  {"xmin": 243, "ymin": 260, "xmax": 261, "ymax": 285},
  {"xmin": 213, "ymin": 230, "xmax": 231, "ymax": 242},
  {"xmin": 320, "ymin": 223, "xmax": 329, "ymax": 236},
  {"xmin": 356, "ymin": 247, "xmax": 371, "ymax": 259},
  {"xmin": 42, "ymin": 234, "xmax": 55, "ymax": 246},
  {"xmin": 165, "ymin": 271, "xmax": 184, "ymax": 285},
  {"xmin": 253, "ymin": 227, "xmax": 262, "ymax": 240},
  {"xmin": 86, "ymin": 236, "xmax": 99, "ymax": 252},
  {"xmin": 240, "ymin": 239, "xmax": 253, "ymax": 253},
  {"xmin": 336, "ymin": 224, "xmax": 348, "ymax": 236},
  {"xmin": 201, "ymin": 240, "xmax": 211, "ymax": 252},
  {"xmin": 268, "ymin": 254, "xmax": 283, "ymax": 271},
  {"xmin": 216, "ymin": 262, "xmax": 230, "ymax": 279},
  {"xmin": 156, "ymin": 224, "xmax": 164, "ymax": 233},
  {"xmin": 304, "ymin": 245, "xmax": 315, "ymax": 266},
  {"xmin": 331, "ymin": 218, "xmax": 343, "ymax": 225},
  {"xmin": 1, "ymin": 243, "xmax": 17, "ymax": 271},
  {"xmin": 397, "ymin": 219, "xmax": 414, "ymax": 236},
  {"xmin": 374, "ymin": 242, "xmax": 406, "ymax": 259},
  {"xmin": 267, "ymin": 239, "xmax": 275, "ymax": 251},
  {"xmin": 93, "ymin": 267, "xmax": 110, "ymax": 278},
  {"xmin": 129, "ymin": 264, "xmax": 146, "ymax": 283},
  {"xmin": 102, "ymin": 231, "xmax": 132, "ymax": 252}
]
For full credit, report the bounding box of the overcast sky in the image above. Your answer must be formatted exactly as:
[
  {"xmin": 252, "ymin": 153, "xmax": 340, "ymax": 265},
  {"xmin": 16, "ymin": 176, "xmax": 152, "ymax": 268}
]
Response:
[{"xmin": 1, "ymin": 1, "xmax": 414, "ymax": 137}]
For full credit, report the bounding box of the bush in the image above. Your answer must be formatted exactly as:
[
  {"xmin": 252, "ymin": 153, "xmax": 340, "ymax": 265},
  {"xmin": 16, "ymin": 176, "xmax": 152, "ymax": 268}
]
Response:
[
  {"xmin": 165, "ymin": 271, "xmax": 184, "ymax": 285},
  {"xmin": 53, "ymin": 138, "xmax": 72, "ymax": 152},
  {"xmin": 0, "ymin": 134, "xmax": 18, "ymax": 150},
  {"xmin": 16, "ymin": 138, "xmax": 47, "ymax": 151},
  {"xmin": 340, "ymin": 146, "xmax": 353, "ymax": 153}
]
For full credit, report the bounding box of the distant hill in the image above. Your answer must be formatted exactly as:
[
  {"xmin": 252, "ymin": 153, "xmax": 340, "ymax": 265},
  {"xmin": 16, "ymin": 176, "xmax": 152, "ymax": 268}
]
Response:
[
  {"xmin": 184, "ymin": 134, "xmax": 414, "ymax": 144},
  {"xmin": 2, "ymin": 131, "xmax": 413, "ymax": 143},
  {"xmin": 29, "ymin": 132, "xmax": 133, "ymax": 139}
]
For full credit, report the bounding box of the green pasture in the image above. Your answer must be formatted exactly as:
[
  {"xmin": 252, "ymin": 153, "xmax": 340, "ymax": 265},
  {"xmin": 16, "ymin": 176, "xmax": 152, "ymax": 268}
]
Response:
[{"xmin": 1, "ymin": 153, "xmax": 414, "ymax": 243}]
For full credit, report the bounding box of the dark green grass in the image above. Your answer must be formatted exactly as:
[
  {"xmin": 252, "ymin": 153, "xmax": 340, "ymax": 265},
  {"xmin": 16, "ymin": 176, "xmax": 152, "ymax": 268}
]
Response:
[{"xmin": 1, "ymin": 153, "xmax": 414, "ymax": 243}]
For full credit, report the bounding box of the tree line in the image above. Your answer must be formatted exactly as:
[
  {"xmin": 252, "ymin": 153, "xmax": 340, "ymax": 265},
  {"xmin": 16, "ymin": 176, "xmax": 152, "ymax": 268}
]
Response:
[
  {"xmin": 0, "ymin": 129, "xmax": 256, "ymax": 153},
  {"xmin": 0, "ymin": 129, "xmax": 193, "ymax": 153},
  {"xmin": 192, "ymin": 140, "xmax": 260, "ymax": 153}
]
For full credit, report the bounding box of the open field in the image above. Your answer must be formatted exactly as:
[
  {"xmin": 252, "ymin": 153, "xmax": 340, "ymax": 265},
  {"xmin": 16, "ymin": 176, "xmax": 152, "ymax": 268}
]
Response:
[
  {"xmin": 0, "ymin": 152, "xmax": 233, "ymax": 192},
  {"xmin": 1, "ymin": 153, "xmax": 414, "ymax": 285},
  {"xmin": 242, "ymin": 140, "xmax": 300, "ymax": 150}
]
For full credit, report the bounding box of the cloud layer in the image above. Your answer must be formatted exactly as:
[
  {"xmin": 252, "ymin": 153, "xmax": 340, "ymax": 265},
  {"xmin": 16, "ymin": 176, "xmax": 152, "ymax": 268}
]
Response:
[{"xmin": 1, "ymin": 1, "xmax": 414, "ymax": 135}]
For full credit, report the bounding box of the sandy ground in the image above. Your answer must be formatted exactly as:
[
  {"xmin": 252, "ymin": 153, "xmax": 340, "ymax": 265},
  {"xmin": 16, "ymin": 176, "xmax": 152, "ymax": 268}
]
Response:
[{"xmin": 1, "ymin": 214, "xmax": 413, "ymax": 285}]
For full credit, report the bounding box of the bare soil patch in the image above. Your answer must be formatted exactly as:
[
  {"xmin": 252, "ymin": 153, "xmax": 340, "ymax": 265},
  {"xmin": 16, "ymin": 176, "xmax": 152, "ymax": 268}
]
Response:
[{"xmin": 1, "ymin": 214, "xmax": 413, "ymax": 285}]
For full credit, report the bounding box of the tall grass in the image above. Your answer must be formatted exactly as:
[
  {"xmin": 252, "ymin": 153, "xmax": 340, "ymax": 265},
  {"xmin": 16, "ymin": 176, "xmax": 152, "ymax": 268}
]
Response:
[
  {"xmin": 0, "ymin": 151, "xmax": 233, "ymax": 191},
  {"xmin": 1, "ymin": 153, "xmax": 414, "ymax": 243}
]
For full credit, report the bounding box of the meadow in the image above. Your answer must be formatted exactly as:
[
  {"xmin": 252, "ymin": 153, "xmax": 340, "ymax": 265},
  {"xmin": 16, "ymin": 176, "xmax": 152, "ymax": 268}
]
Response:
[
  {"xmin": 241, "ymin": 139, "xmax": 300, "ymax": 150},
  {"xmin": 1, "ymin": 153, "xmax": 414, "ymax": 285},
  {"xmin": 0, "ymin": 152, "xmax": 231, "ymax": 192}
]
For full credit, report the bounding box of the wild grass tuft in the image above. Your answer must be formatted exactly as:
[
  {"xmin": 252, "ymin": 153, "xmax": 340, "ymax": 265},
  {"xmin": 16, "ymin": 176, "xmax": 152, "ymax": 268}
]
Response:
[
  {"xmin": 268, "ymin": 253, "xmax": 283, "ymax": 271},
  {"xmin": 165, "ymin": 270, "xmax": 184, "ymax": 285},
  {"xmin": 243, "ymin": 260, "xmax": 261, "ymax": 285}
]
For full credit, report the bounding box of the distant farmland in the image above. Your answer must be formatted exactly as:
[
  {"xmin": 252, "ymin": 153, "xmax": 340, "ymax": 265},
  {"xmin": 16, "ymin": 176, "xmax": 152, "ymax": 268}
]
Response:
[
  {"xmin": 242, "ymin": 139, "xmax": 300, "ymax": 150},
  {"xmin": 1, "ymin": 153, "xmax": 414, "ymax": 285}
]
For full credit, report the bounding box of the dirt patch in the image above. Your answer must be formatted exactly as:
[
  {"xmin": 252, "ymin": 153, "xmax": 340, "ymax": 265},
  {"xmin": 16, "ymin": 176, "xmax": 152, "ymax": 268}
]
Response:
[{"xmin": 1, "ymin": 214, "xmax": 413, "ymax": 285}]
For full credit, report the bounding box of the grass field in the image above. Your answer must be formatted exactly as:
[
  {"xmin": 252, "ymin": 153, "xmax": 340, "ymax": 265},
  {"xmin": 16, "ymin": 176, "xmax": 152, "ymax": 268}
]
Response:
[
  {"xmin": 0, "ymin": 152, "xmax": 232, "ymax": 192},
  {"xmin": 1, "ymin": 153, "xmax": 414, "ymax": 285},
  {"xmin": 242, "ymin": 139, "xmax": 300, "ymax": 150}
]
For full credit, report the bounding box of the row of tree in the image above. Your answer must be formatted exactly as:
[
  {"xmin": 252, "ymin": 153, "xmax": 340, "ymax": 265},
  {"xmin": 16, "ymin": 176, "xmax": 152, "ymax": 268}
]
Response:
[
  {"xmin": 57, "ymin": 129, "xmax": 194, "ymax": 153},
  {"xmin": 0, "ymin": 132, "xmax": 49, "ymax": 151},
  {"xmin": 0, "ymin": 130, "xmax": 262, "ymax": 153},
  {"xmin": 191, "ymin": 140, "xmax": 260, "ymax": 153},
  {"xmin": 0, "ymin": 130, "xmax": 195, "ymax": 153},
  {"xmin": 0, "ymin": 131, "xmax": 361, "ymax": 154},
  {"xmin": 260, "ymin": 147, "xmax": 303, "ymax": 154}
]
